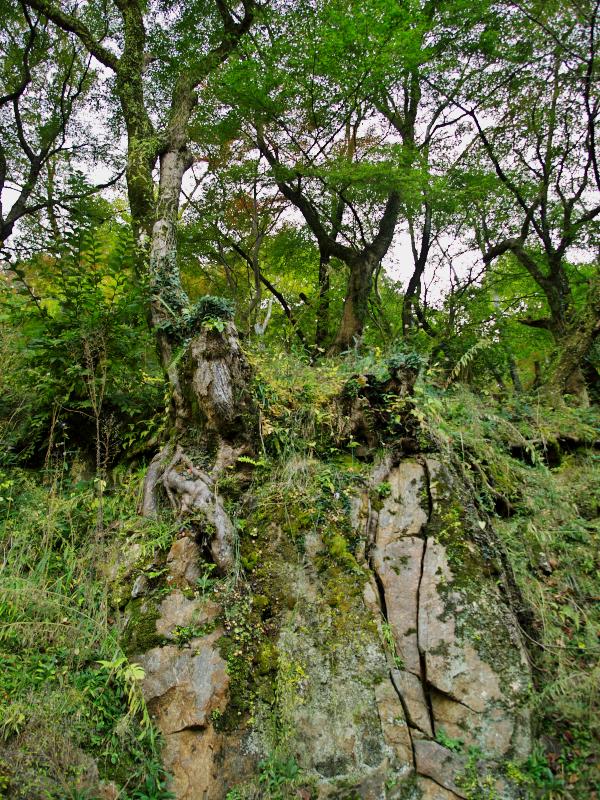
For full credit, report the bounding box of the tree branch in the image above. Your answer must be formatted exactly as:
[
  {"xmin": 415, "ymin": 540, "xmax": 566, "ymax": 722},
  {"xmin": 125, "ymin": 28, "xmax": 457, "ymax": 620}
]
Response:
[{"xmin": 23, "ymin": 0, "xmax": 120, "ymax": 71}]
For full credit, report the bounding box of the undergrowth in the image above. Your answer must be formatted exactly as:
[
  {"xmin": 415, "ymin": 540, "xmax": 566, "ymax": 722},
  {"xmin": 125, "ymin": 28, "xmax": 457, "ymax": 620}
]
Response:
[
  {"xmin": 0, "ymin": 464, "xmax": 174, "ymax": 800},
  {"xmin": 419, "ymin": 385, "xmax": 600, "ymax": 799}
]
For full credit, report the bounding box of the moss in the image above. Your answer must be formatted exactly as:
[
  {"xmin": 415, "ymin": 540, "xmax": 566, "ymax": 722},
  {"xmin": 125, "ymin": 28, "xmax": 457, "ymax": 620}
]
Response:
[
  {"xmin": 253, "ymin": 594, "xmax": 270, "ymax": 613},
  {"xmin": 369, "ymin": 488, "xmax": 385, "ymax": 512},
  {"xmin": 257, "ymin": 642, "xmax": 279, "ymax": 675},
  {"xmin": 121, "ymin": 597, "xmax": 163, "ymax": 656},
  {"xmin": 240, "ymin": 549, "xmax": 260, "ymax": 572}
]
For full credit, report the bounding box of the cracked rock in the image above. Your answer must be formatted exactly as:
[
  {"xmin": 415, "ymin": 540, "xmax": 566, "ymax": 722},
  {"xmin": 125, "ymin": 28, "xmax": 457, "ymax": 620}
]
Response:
[
  {"xmin": 414, "ymin": 740, "xmax": 468, "ymax": 799},
  {"xmin": 391, "ymin": 669, "xmax": 433, "ymax": 737},
  {"xmin": 136, "ymin": 630, "xmax": 228, "ymax": 734}
]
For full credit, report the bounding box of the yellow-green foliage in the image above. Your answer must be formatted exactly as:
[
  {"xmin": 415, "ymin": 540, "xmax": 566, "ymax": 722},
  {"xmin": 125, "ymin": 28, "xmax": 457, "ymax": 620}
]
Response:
[{"xmin": 249, "ymin": 348, "xmax": 347, "ymax": 456}]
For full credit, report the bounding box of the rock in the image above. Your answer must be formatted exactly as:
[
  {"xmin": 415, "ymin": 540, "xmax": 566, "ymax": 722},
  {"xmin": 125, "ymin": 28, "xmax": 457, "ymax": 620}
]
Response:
[
  {"xmin": 417, "ymin": 776, "xmax": 462, "ymax": 800},
  {"xmin": 417, "ymin": 537, "xmax": 530, "ymax": 758},
  {"xmin": 417, "ymin": 540, "xmax": 496, "ymax": 711},
  {"xmin": 374, "ymin": 679, "xmax": 414, "ymax": 767},
  {"xmin": 103, "ymin": 540, "xmax": 146, "ymax": 607},
  {"xmin": 162, "ymin": 726, "xmax": 255, "ymax": 800},
  {"xmin": 249, "ymin": 555, "xmax": 409, "ymax": 787},
  {"xmin": 371, "ymin": 462, "xmax": 430, "ymax": 675},
  {"xmin": 414, "ymin": 740, "xmax": 468, "ymax": 799},
  {"xmin": 391, "ymin": 669, "xmax": 433, "ymax": 737},
  {"xmin": 104, "ymin": 541, "xmax": 142, "ymax": 583},
  {"xmin": 162, "ymin": 727, "xmax": 221, "ymax": 800},
  {"xmin": 137, "ymin": 630, "xmax": 228, "ymax": 734},
  {"xmin": 316, "ymin": 761, "xmax": 403, "ymax": 799},
  {"xmin": 418, "ymin": 540, "xmax": 493, "ymax": 712},
  {"xmin": 131, "ymin": 574, "xmax": 149, "ymax": 598},
  {"xmin": 370, "ymin": 456, "xmax": 531, "ymax": 779},
  {"xmin": 363, "ymin": 578, "xmax": 382, "ymax": 618},
  {"xmin": 431, "ymin": 692, "xmax": 515, "ymax": 755},
  {"xmin": 132, "ymin": 451, "xmax": 532, "ymax": 800},
  {"xmin": 166, "ymin": 536, "xmax": 201, "ymax": 588},
  {"xmin": 376, "ymin": 462, "xmax": 428, "ymax": 547},
  {"xmin": 372, "ymin": 535, "xmax": 424, "ymax": 675},
  {"xmin": 155, "ymin": 590, "xmax": 219, "ymax": 640}
]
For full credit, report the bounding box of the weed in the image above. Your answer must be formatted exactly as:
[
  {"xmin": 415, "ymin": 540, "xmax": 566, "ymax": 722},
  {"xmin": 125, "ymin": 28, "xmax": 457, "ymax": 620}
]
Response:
[
  {"xmin": 381, "ymin": 621, "xmax": 405, "ymax": 670},
  {"xmin": 435, "ymin": 728, "xmax": 464, "ymax": 753},
  {"xmin": 258, "ymin": 755, "xmax": 300, "ymax": 799}
]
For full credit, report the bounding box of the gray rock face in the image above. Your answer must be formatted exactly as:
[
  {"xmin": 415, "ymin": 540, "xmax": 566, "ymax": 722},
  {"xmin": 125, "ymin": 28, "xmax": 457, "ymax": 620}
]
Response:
[
  {"xmin": 130, "ymin": 454, "xmax": 531, "ymax": 799},
  {"xmin": 372, "ymin": 534, "xmax": 424, "ymax": 675},
  {"xmin": 253, "ymin": 557, "xmax": 405, "ymax": 789},
  {"xmin": 365, "ymin": 458, "xmax": 531, "ymax": 796}
]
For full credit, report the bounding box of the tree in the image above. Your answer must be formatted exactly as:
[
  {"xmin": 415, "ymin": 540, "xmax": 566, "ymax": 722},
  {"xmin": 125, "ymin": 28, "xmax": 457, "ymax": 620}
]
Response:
[
  {"xmin": 207, "ymin": 0, "xmax": 415, "ymax": 351},
  {"xmin": 25, "ymin": 0, "xmax": 258, "ymax": 416},
  {"xmin": 22, "ymin": 0, "xmax": 263, "ymax": 569},
  {"xmin": 449, "ymin": 0, "xmax": 599, "ymax": 392},
  {"xmin": 0, "ymin": 2, "xmax": 119, "ymax": 257},
  {"xmin": 179, "ymin": 150, "xmax": 314, "ymax": 345}
]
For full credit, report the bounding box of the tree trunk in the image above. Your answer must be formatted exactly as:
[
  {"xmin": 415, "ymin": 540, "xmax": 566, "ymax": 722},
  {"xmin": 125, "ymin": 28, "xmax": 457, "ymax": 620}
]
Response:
[
  {"xmin": 138, "ymin": 133, "xmax": 257, "ymax": 566},
  {"xmin": 330, "ymin": 255, "xmax": 376, "ymax": 353},
  {"xmin": 125, "ymin": 85, "xmax": 258, "ymax": 571},
  {"xmin": 402, "ymin": 273, "xmax": 422, "ymax": 335},
  {"xmin": 147, "ymin": 145, "xmax": 193, "ymax": 418},
  {"xmin": 315, "ymin": 252, "xmax": 331, "ymax": 348},
  {"xmin": 542, "ymin": 272, "xmax": 572, "ymax": 342},
  {"xmin": 547, "ymin": 275, "xmax": 600, "ymax": 404}
]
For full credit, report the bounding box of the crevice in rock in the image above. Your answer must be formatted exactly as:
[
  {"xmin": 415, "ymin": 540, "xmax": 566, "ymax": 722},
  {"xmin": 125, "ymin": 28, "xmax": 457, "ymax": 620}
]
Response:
[
  {"xmin": 428, "ymin": 685, "xmax": 478, "ymax": 714},
  {"xmin": 417, "ymin": 643, "xmax": 436, "ymax": 739},
  {"xmin": 387, "ymin": 668, "xmax": 417, "ymax": 767},
  {"xmin": 390, "ymin": 671, "xmax": 433, "ymax": 738},
  {"xmin": 366, "ymin": 476, "xmax": 418, "ymax": 769},
  {"xmin": 416, "ymin": 466, "xmax": 436, "ymax": 738},
  {"xmin": 419, "ymin": 457, "xmax": 435, "ymax": 525},
  {"xmin": 418, "ymin": 773, "xmax": 464, "ymax": 800},
  {"xmin": 171, "ymin": 723, "xmax": 208, "ymax": 734},
  {"xmin": 371, "ymin": 561, "xmax": 389, "ymax": 622},
  {"xmin": 365, "ymin": 482, "xmax": 390, "ymax": 625}
]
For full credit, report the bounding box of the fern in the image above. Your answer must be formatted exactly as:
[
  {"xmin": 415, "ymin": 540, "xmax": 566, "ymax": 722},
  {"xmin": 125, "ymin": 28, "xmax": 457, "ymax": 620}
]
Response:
[{"xmin": 447, "ymin": 339, "xmax": 493, "ymax": 386}]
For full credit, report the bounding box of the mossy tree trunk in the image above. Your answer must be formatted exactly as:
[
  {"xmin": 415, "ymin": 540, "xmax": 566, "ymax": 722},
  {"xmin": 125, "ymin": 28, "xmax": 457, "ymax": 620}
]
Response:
[
  {"xmin": 330, "ymin": 253, "xmax": 378, "ymax": 353},
  {"xmin": 27, "ymin": 0, "xmax": 259, "ymax": 568},
  {"xmin": 547, "ymin": 275, "xmax": 600, "ymax": 404}
]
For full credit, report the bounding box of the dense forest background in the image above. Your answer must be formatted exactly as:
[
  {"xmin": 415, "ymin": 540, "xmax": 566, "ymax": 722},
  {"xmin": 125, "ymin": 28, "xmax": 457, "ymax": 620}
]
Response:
[{"xmin": 0, "ymin": 0, "xmax": 598, "ymax": 798}]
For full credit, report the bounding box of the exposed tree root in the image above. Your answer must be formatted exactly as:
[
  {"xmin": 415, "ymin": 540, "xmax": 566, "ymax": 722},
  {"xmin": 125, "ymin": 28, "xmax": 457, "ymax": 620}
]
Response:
[
  {"xmin": 140, "ymin": 444, "xmax": 236, "ymax": 573},
  {"xmin": 140, "ymin": 322, "xmax": 258, "ymax": 574}
]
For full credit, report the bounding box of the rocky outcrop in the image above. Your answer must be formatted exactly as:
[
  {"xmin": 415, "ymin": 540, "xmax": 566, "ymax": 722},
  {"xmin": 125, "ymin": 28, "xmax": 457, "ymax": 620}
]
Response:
[
  {"xmin": 361, "ymin": 457, "xmax": 531, "ymax": 797},
  {"xmin": 125, "ymin": 451, "xmax": 531, "ymax": 799}
]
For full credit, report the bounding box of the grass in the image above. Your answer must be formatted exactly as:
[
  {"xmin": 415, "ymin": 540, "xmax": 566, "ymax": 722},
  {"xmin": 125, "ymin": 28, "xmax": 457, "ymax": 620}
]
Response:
[{"xmin": 0, "ymin": 464, "xmax": 173, "ymax": 800}]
